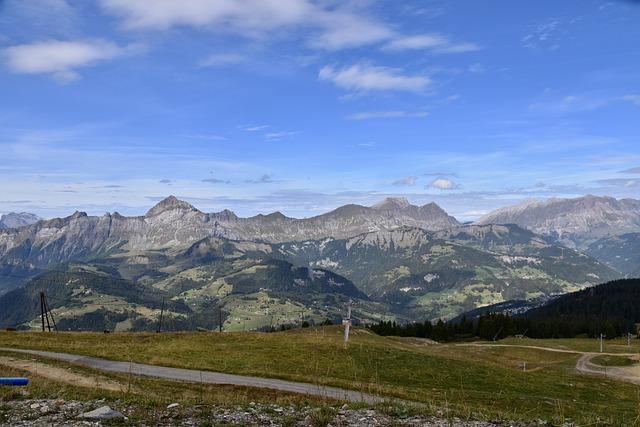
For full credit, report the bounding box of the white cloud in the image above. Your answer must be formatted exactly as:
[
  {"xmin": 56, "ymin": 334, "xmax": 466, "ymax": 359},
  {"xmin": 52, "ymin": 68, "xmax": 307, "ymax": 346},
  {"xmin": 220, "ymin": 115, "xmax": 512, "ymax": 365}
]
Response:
[
  {"xmin": 198, "ymin": 52, "xmax": 246, "ymax": 67},
  {"xmin": 101, "ymin": 0, "xmax": 392, "ymax": 50},
  {"xmin": 100, "ymin": 0, "xmax": 311, "ymax": 31},
  {"xmin": 393, "ymin": 176, "xmax": 418, "ymax": 186},
  {"xmin": 3, "ymin": 39, "xmax": 136, "ymax": 82},
  {"xmin": 319, "ymin": 64, "xmax": 430, "ymax": 92},
  {"xmin": 383, "ymin": 34, "xmax": 479, "ymax": 54},
  {"xmin": 312, "ymin": 12, "xmax": 393, "ymax": 50},
  {"xmin": 347, "ymin": 111, "xmax": 429, "ymax": 120},
  {"xmin": 428, "ymin": 178, "xmax": 459, "ymax": 190}
]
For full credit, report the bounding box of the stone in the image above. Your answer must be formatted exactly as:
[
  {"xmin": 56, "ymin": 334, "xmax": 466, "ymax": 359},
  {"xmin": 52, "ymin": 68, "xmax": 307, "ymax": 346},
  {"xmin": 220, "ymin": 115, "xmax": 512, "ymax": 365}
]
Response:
[
  {"xmin": 167, "ymin": 403, "xmax": 180, "ymax": 409},
  {"xmin": 80, "ymin": 405, "xmax": 124, "ymax": 420}
]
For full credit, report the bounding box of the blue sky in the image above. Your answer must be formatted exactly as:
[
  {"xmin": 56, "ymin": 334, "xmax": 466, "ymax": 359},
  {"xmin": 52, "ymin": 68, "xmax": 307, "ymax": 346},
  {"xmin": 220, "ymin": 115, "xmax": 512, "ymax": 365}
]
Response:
[{"xmin": 1, "ymin": 0, "xmax": 639, "ymax": 220}]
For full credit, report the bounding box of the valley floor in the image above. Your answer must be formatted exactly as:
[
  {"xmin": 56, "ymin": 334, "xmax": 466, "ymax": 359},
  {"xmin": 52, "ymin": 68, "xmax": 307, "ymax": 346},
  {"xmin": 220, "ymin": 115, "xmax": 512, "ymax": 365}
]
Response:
[{"xmin": 1, "ymin": 327, "xmax": 640, "ymax": 425}]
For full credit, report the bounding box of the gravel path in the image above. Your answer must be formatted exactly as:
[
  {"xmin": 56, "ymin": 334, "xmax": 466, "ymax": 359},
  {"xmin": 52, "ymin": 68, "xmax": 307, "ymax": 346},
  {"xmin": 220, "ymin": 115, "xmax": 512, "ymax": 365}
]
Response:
[
  {"xmin": 0, "ymin": 347, "xmax": 390, "ymax": 404},
  {"xmin": 459, "ymin": 343, "xmax": 640, "ymax": 384}
]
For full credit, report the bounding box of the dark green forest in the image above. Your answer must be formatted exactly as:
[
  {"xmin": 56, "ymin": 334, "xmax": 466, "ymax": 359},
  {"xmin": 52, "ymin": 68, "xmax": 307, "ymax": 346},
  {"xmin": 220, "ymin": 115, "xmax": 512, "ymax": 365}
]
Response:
[{"xmin": 369, "ymin": 278, "xmax": 640, "ymax": 341}]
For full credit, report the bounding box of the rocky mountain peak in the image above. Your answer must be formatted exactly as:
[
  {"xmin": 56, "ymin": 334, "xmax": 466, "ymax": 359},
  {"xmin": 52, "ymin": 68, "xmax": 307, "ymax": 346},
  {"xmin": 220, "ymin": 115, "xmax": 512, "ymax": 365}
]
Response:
[
  {"xmin": 0, "ymin": 212, "xmax": 41, "ymax": 229},
  {"xmin": 70, "ymin": 211, "xmax": 88, "ymax": 219},
  {"xmin": 372, "ymin": 197, "xmax": 412, "ymax": 210},
  {"xmin": 145, "ymin": 196, "xmax": 198, "ymax": 217}
]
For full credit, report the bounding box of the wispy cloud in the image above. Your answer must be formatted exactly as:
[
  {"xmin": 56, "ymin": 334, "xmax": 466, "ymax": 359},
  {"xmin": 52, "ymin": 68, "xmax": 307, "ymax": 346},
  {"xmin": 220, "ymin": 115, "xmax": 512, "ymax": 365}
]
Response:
[
  {"xmin": 522, "ymin": 17, "xmax": 564, "ymax": 50},
  {"xmin": 202, "ymin": 177, "xmax": 231, "ymax": 184},
  {"xmin": 239, "ymin": 124, "xmax": 269, "ymax": 132},
  {"xmin": 529, "ymin": 94, "xmax": 610, "ymax": 114},
  {"xmin": 3, "ymin": 39, "xmax": 141, "ymax": 82},
  {"xmin": 198, "ymin": 52, "xmax": 246, "ymax": 67},
  {"xmin": 184, "ymin": 134, "xmax": 227, "ymax": 141},
  {"xmin": 265, "ymin": 131, "xmax": 296, "ymax": 141},
  {"xmin": 622, "ymin": 94, "xmax": 640, "ymax": 106},
  {"xmin": 620, "ymin": 167, "xmax": 640, "ymax": 174},
  {"xmin": 245, "ymin": 174, "xmax": 276, "ymax": 184},
  {"xmin": 393, "ymin": 176, "xmax": 418, "ymax": 186},
  {"xmin": 319, "ymin": 63, "xmax": 430, "ymax": 92},
  {"xmin": 347, "ymin": 111, "xmax": 429, "ymax": 120},
  {"xmin": 595, "ymin": 178, "xmax": 639, "ymax": 188},
  {"xmin": 383, "ymin": 33, "xmax": 479, "ymax": 54}
]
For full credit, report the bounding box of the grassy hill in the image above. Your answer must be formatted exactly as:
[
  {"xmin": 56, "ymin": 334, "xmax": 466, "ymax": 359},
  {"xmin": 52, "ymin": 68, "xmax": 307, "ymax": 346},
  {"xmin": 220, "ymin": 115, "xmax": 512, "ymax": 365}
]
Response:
[
  {"xmin": 271, "ymin": 225, "xmax": 619, "ymax": 320},
  {"xmin": 0, "ymin": 237, "xmax": 384, "ymax": 331},
  {"xmin": 1, "ymin": 326, "xmax": 639, "ymax": 425}
]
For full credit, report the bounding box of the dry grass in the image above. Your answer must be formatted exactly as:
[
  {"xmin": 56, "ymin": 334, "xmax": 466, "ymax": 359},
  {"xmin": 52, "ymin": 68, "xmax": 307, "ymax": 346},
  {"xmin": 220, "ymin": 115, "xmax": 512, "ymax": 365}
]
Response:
[{"xmin": 1, "ymin": 327, "xmax": 640, "ymax": 425}]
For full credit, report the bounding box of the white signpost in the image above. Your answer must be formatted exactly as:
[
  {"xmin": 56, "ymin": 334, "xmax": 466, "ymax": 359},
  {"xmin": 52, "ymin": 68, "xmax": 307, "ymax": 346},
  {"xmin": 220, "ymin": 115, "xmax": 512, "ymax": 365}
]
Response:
[{"xmin": 343, "ymin": 300, "xmax": 352, "ymax": 347}]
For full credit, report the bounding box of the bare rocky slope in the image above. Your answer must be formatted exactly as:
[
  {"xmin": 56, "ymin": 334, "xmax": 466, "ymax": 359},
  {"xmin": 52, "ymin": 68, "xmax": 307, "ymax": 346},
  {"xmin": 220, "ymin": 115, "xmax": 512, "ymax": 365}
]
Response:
[{"xmin": 476, "ymin": 195, "xmax": 640, "ymax": 248}]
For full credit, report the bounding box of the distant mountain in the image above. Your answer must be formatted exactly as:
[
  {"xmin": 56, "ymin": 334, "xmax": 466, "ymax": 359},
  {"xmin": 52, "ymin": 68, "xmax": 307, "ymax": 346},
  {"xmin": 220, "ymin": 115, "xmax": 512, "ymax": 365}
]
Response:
[
  {"xmin": 268, "ymin": 224, "xmax": 619, "ymax": 320},
  {"xmin": 586, "ymin": 233, "xmax": 640, "ymax": 277},
  {"xmin": 0, "ymin": 212, "xmax": 40, "ymax": 229},
  {"xmin": 0, "ymin": 236, "xmax": 378, "ymax": 331},
  {"xmin": 476, "ymin": 195, "xmax": 640, "ymax": 248},
  {"xmin": 0, "ymin": 196, "xmax": 458, "ymax": 294}
]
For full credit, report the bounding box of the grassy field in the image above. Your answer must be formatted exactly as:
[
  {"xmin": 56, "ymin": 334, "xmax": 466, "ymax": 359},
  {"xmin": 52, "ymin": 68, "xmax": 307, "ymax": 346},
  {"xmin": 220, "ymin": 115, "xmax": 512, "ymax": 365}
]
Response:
[
  {"xmin": 592, "ymin": 355, "xmax": 639, "ymax": 367},
  {"xmin": 1, "ymin": 327, "xmax": 640, "ymax": 425},
  {"xmin": 0, "ymin": 351, "xmax": 339, "ymax": 425}
]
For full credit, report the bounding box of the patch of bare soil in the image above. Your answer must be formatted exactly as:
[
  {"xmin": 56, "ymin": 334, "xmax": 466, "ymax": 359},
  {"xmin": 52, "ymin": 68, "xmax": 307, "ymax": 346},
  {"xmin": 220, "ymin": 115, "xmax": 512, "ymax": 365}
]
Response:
[{"xmin": 0, "ymin": 356, "xmax": 125, "ymax": 392}]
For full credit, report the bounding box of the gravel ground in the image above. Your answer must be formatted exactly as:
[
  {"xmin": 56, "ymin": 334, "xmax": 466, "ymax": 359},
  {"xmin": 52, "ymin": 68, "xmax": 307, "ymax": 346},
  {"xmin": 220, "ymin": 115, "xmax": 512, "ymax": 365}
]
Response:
[{"xmin": 0, "ymin": 398, "xmax": 545, "ymax": 426}]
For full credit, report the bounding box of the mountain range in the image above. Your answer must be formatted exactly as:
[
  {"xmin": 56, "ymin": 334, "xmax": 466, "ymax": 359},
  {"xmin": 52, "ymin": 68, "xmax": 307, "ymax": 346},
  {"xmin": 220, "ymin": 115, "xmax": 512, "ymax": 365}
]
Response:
[
  {"xmin": 476, "ymin": 195, "xmax": 640, "ymax": 248},
  {"xmin": 0, "ymin": 194, "xmax": 637, "ymax": 330}
]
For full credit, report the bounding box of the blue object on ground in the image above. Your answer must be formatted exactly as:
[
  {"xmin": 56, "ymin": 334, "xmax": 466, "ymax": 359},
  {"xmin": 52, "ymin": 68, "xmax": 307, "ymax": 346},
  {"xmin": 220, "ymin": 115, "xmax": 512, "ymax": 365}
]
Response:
[{"xmin": 0, "ymin": 377, "xmax": 29, "ymax": 386}]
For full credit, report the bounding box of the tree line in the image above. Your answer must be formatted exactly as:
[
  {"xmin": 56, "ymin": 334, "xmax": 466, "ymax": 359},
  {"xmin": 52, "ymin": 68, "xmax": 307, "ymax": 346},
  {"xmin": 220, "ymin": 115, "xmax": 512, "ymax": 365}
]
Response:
[{"xmin": 369, "ymin": 312, "xmax": 636, "ymax": 341}]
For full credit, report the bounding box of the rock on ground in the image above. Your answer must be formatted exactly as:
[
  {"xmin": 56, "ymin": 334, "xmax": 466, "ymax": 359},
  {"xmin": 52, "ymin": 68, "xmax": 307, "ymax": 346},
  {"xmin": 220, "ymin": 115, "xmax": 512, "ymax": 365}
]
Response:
[{"xmin": 0, "ymin": 398, "xmax": 543, "ymax": 426}]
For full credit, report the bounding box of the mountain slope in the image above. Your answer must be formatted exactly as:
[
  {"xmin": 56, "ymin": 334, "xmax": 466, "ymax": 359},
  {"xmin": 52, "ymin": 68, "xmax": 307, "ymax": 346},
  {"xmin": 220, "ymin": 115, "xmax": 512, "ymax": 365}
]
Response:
[
  {"xmin": 0, "ymin": 212, "xmax": 40, "ymax": 229},
  {"xmin": 586, "ymin": 233, "xmax": 640, "ymax": 277},
  {"xmin": 476, "ymin": 195, "xmax": 640, "ymax": 248},
  {"xmin": 0, "ymin": 236, "xmax": 381, "ymax": 331},
  {"xmin": 0, "ymin": 196, "xmax": 458, "ymax": 293},
  {"xmin": 269, "ymin": 224, "xmax": 619, "ymax": 320},
  {"xmin": 523, "ymin": 278, "xmax": 640, "ymax": 336}
]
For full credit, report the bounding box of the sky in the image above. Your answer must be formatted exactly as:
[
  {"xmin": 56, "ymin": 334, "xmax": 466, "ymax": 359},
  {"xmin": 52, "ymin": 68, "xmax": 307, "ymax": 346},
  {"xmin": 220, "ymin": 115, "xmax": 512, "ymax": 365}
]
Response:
[{"xmin": 1, "ymin": 0, "xmax": 639, "ymax": 221}]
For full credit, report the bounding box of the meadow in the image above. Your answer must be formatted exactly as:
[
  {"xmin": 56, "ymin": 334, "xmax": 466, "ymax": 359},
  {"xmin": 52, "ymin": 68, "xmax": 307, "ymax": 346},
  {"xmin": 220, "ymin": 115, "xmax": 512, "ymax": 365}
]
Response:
[{"xmin": 1, "ymin": 327, "xmax": 640, "ymax": 425}]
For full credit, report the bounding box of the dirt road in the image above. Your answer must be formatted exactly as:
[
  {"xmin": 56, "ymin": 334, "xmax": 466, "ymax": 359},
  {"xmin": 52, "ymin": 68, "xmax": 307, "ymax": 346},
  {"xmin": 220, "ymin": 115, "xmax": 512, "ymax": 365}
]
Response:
[
  {"xmin": 459, "ymin": 343, "xmax": 640, "ymax": 385},
  {"xmin": 0, "ymin": 347, "xmax": 388, "ymax": 404}
]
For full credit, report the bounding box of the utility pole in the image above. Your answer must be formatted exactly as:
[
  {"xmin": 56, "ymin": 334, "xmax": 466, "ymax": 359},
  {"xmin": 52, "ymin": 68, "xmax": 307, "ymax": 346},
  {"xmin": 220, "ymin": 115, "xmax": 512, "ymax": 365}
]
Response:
[
  {"xmin": 40, "ymin": 291, "xmax": 46, "ymax": 332},
  {"xmin": 218, "ymin": 306, "xmax": 222, "ymax": 333},
  {"xmin": 46, "ymin": 293, "xmax": 57, "ymax": 332},
  {"xmin": 600, "ymin": 333, "xmax": 605, "ymax": 353},
  {"xmin": 628, "ymin": 332, "xmax": 632, "ymax": 347},
  {"xmin": 343, "ymin": 300, "xmax": 352, "ymax": 348},
  {"xmin": 40, "ymin": 291, "xmax": 57, "ymax": 332},
  {"xmin": 157, "ymin": 298, "xmax": 165, "ymax": 333}
]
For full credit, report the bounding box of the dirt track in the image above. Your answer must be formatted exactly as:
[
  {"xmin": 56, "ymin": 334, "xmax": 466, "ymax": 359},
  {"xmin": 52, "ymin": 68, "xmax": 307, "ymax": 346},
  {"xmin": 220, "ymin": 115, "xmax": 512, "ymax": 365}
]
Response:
[
  {"xmin": 0, "ymin": 355, "xmax": 126, "ymax": 391},
  {"xmin": 460, "ymin": 343, "xmax": 640, "ymax": 385},
  {"xmin": 0, "ymin": 347, "xmax": 389, "ymax": 404}
]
